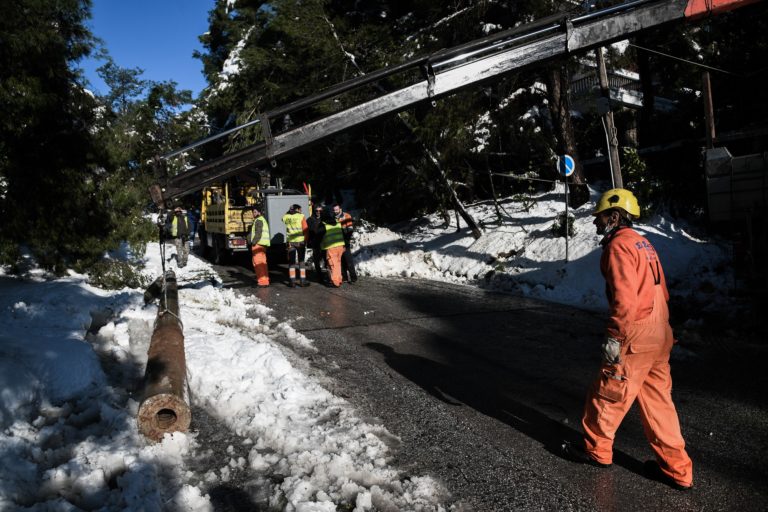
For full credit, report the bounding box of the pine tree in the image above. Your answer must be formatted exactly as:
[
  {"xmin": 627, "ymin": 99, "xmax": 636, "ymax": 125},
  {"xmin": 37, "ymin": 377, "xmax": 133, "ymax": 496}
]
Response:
[
  {"xmin": 191, "ymin": 1, "xmax": 768, "ymax": 223},
  {"xmin": 0, "ymin": 0, "xmax": 111, "ymax": 270}
]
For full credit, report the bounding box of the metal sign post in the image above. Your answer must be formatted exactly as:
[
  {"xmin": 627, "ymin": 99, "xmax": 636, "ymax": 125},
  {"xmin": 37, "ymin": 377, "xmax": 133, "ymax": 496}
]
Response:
[{"xmin": 558, "ymin": 154, "xmax": 575, "ymax": 263}]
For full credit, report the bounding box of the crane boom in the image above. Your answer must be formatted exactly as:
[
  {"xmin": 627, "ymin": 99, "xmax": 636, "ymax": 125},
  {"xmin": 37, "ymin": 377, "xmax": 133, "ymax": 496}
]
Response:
[{"xmin": 155, "ymin": 0, "xmax": 761, "ymax": 204}]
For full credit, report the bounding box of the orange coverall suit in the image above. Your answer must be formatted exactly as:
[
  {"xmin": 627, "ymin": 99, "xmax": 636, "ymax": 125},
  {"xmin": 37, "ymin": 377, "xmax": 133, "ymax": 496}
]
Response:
[
  {"xmin": 582, "ymin": 226, "xmax": 693, "ymax": 488},
  {"xmin": 249, "ymin": 215, "xmax": 270, "ymax": 286},
  {"xmin": 321, "ymin": 221, "xmax": 346, "ymax": 287}
]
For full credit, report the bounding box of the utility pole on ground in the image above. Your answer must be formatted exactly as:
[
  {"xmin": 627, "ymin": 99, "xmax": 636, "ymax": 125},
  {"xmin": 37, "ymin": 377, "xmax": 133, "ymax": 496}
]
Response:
[{"xmin": 596, "ymin": 46, "xmax": 623, "ymax": 189}]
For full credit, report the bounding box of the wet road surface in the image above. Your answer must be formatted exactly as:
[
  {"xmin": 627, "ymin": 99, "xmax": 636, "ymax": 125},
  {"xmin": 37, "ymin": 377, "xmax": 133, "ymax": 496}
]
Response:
[{"xmin": 209, "ymin": 258, "xmax": 768, "ymax": 511}]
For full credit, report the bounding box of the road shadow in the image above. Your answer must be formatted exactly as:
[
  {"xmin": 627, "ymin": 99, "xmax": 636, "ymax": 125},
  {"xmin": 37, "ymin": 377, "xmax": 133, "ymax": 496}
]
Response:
[
  {"xmin": 363, "ymin": 320, "xmax": 644, "ymax": 479},
  {"xmin": 375, "ymin": 283, "xmax": 768, "ymax": 495}
]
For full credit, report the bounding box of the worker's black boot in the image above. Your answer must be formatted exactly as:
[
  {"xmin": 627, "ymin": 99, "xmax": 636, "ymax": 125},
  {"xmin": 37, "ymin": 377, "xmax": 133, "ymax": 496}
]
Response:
[
  {"xmin": 643, "ymin": 461, "xmax": 692, "ymax": 491},
  {"xmin": 300, "ymin": 278, "xmax": 309, "ymax": 287},
  {"xmin": 561, "ymin": 442, "xmax": 611, "ymax": 468}
]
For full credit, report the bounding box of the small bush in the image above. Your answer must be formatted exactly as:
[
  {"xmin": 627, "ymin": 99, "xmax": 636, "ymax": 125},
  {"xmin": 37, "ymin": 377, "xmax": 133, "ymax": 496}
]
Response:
[
  {"xmin": 512, "ymin": 188, "xmax": 538, "ymax": 213},
  {"xmin": 0, "ymin": 240, "xmax": 20, "ymax": 268},
  {"xmin": 87, "ymin": 259, "xmax": 150, "ymax": 290},
  {"xmin": 551, "ymin": 212, "xmax": 576, "ymax": 238}
]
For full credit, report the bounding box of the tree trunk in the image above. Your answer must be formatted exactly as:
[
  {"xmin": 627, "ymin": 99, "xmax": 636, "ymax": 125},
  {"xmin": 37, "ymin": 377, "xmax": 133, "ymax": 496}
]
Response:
[
  {"xmin": 546, "ymin": 65, "xmax": 590, "ymax": 208},
  {"xmin": 326, "ymin": 19, "xmax": 482, "ymax": 238},
  {"xmin": 395, "ymin": 114, "xmax": 483, "ymax": 239},
  {"xmin": 596, "ymin": 47, "xmax": 623, "ymax": 189},
  {"xmin": 425, "ymin": 151, "xmax": 483, "ymax": 238},
  {"xmin": 635, "ymin": 35, "xmax": 656, "ymax": 148}
]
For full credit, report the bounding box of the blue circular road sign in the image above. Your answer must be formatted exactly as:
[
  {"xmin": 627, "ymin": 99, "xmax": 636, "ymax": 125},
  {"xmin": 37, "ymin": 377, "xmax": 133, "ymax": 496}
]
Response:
[{"xmin": 558, "ymin": 154, "xmax": 575, "ymax": 177}]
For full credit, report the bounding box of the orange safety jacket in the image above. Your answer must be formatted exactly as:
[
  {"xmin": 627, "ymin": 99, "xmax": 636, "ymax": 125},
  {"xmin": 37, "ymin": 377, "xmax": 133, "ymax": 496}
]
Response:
[
  {"xmin": 600, "ymin": 226, "xmax": 670, "ymax": 342},
  {"xmin": 339, "ymin": 212, "xmax": 353, "ymax": 230}
]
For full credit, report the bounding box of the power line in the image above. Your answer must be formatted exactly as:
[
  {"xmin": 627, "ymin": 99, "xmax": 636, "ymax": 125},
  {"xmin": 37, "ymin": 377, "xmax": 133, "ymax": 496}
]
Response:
[{"xmin": 629, "ymin": 43, "xmax": 741, "ymax": 76}]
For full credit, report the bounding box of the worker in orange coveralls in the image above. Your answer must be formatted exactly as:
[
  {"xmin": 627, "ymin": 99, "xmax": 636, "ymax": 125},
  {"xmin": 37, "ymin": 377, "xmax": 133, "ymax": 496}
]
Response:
[
  {"xmin": 247, "ymin": 204, "xmax": 270, "ymax": 288},
  {"xmin": 317, "ymin": 209, "xmax": 346, "ymax": 287},
  {"xmin": 563, "ymin": 188, "xmax": 693, "ymax": 491}
]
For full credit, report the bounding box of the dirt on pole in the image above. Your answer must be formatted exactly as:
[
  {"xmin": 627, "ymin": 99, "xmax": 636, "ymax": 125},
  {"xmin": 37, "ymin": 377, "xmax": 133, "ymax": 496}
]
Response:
[{"xmin": 137, "ymin": 271, "xmax": 191, "ymax": 441}]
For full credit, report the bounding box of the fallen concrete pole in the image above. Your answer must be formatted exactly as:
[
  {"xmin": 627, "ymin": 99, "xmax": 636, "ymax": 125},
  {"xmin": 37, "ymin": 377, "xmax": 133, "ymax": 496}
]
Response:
[{"xmin": 137, "ymin": 270, "xmax": 191, "ymax": 441}]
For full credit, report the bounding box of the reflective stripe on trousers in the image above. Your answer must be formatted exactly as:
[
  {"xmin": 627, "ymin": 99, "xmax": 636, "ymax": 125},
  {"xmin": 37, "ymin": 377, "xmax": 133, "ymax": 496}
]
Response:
[
  {"xmin": 582, "ymin": 285, "xmax": 693, "ymax": 487},
  {"xmin": 325, "ymin": 246, "xmax": 345, "ymax": 286},
  {"xmin": 251, "ymin": 245, "xmax": 269, "ymax": 286}
]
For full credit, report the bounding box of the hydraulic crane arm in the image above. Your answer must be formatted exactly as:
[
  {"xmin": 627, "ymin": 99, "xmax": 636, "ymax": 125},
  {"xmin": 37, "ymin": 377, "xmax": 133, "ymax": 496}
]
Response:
[{"xmin": 155, "ymin": 0, "xmax": 761, "ymax": 204}]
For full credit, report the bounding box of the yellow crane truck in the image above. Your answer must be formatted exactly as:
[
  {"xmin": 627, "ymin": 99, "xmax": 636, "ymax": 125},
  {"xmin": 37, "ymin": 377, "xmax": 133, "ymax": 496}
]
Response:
[{"xmin": 198, "ymin": 181, "xmax": 309, "ymax": 264}]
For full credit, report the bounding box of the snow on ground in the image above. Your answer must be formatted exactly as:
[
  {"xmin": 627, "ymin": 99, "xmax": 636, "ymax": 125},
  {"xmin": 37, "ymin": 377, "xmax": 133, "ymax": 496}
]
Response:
[
  {"xmin": 0, "ymin": 186, "xmax": 731, "ymax": 510},
  {"xmin": 0, "ymin": 248, "xmax": 449, "ymax": 510},
  {"xmin": 355, "ymin": 184, "xmax": 731, "ymax": 315}
]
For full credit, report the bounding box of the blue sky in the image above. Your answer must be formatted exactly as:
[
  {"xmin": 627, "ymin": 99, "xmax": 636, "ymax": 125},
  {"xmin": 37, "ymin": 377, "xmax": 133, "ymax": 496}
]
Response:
[{"xmin": 79, "ymin": 0, "xmax": 213, "ymax": 99}]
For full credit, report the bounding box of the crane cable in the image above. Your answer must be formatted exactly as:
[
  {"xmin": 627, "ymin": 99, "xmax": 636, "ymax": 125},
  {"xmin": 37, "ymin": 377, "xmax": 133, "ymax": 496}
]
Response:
[
  {"xmin": 158, "ymin": 211, "xmax": 184, "ymax": 327},
  {"xmin": 157, "ymin": 211, "xmax": 169, "ymax": 317},
  {"xmin": 629, "ymin": 43, "xmax": 739, "ymax": 76}
]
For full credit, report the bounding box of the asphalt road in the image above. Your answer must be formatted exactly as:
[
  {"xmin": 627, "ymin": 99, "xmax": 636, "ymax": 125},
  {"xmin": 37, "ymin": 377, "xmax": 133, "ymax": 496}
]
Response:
[{"xmin": 211, "ymin": 257, "xmax": 768, "ymax": 512}]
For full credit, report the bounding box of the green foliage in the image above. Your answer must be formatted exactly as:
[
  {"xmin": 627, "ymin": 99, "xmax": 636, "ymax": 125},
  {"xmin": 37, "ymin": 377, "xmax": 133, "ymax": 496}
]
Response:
[
  {"xmin": 621, "ymin": 147, "xmax": 657, "ymax": 217},
  {"xmin": 193, "ymin": 0, "xmax": 563, "ymax": 222},
  {"xmin": 97, "ymin": 57, "xmax": 147, "ymax": 114},
  {"xmin": 0, "ymin": 0, "xmax": 112, "ymax": 271},
  {"xmin": 0, "ymin": 240, "xmax": 21, "ymax": 268},
  {"xmin": 85, "ymin": 259, "xmax": 151, "ymax": 290},
  {"xmin": 0, "ymin": 0, "xmax": 207, "ymax": 272},
  {"xmin": 94, "ymin": 59, "xmax": 204, "ymax": 175},
  {"xmin": 551, "ymin": 212, "xmax": 576, "ymax": 238},
  {"xmin": 513, "ymin": 185, "xmax": 539, "ymax": 213},
  {"xmin": 185, "ymin": 0, "xmax": 768, "ymax": 226}
]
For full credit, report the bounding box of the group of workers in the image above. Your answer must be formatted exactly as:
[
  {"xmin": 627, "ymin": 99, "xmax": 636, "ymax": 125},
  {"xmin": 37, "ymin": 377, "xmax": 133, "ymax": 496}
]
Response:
[
  {"xmin": 247, "ymin": 201, "xmax": 358, "ymax": 288},
  {"xmin": 165, "ymin": 186, "xmax": 693, "ymax": 491}
]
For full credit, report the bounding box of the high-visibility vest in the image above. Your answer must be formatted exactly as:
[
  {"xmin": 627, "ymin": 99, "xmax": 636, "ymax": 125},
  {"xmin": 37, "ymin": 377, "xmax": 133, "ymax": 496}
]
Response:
[
  {"xmin": 249, "ymin": 216, "xmax": 271, "ymax": 247},
  {"xmin": 171, "ymin": 215, "xmax": 188, "ymax": 237},
  {"xmin": 282, "ymin": 213, "xmax": 305, "ymax": 243},
  {"xmin": 321, "ymin": 222, "xmax": 345, "ymax": 250}
]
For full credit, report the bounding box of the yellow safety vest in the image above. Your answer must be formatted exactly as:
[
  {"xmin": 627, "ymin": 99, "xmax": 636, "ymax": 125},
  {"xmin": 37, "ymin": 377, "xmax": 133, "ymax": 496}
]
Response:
[
  {"xmin": 282, "ymin": 213, "xmax": 305, "ymax": 243},
  {"xmin": 171, "ymin": 215, "xmax": 188, "ymax": 237},
  {"xmin": 321, "ymin": 222, "xmax": 345, "ymax": 250},
  {"xmin": 250, "ymin": 216, "xmax": 271, "ymax": 247}
]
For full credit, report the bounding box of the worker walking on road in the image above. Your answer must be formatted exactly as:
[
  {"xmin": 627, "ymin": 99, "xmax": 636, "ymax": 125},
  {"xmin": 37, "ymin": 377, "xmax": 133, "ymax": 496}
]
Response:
[
  {"xmin": 248, "ymin": 204, "xmax": 270, "ymax": 288},
  {"xmin": 333, "ymin": 203, "xmax": 358, "ymax": 283},
  {"xmin": 165, "ymin": 206, "xmax": 190, "ymax": 268},
  {"xmin": 307, "ymin": 204, "xmax": 326, "ymax": 283},
  {"xmin": 318, "ymin": 209, "xmax": 346, "ymax": 287},
  {"xmin": 563, "ymin": 188, "xmax": 693, "ymax": 491},
  {"xmin": 282, "ymin": 204, "xmax": 309, "ymax": 287}
]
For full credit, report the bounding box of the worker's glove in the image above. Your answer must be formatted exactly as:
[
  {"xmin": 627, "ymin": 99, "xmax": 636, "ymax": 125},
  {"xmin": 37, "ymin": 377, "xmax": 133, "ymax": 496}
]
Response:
[{"xmin": 601, "ymin": 337, "xmax": 622, "ymax": 365}]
